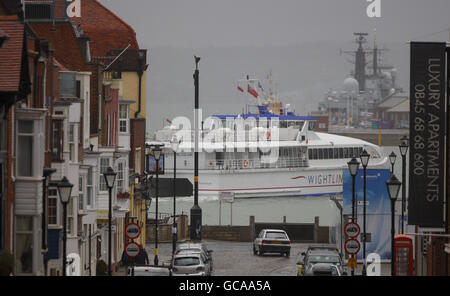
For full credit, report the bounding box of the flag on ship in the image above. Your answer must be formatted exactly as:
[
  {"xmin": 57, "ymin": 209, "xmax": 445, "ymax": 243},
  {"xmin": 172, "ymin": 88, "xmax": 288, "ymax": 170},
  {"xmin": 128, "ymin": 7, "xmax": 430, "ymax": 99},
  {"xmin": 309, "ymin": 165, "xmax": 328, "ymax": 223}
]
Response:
[
  {"xmin": 237, "ymin": 85, "xmax": 244, "ymax": 92},
  {"xmin": 248, "ymin": 85, "xmax": 258, "ymax": 98}
]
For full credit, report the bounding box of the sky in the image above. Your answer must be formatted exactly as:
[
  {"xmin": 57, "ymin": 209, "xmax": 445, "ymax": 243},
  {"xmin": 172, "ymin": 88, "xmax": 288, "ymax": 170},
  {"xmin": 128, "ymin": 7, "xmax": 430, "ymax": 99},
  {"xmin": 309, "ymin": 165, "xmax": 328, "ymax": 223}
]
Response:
[{"xmin": 99, "ymin": 0, "xmax": 450, "ymax": 136}]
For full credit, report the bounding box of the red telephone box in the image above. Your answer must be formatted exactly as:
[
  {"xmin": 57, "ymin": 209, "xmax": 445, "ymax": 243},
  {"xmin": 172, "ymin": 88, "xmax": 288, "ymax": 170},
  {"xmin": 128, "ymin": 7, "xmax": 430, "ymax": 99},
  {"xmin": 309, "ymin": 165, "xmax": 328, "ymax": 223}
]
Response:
[{"xmin": 393, "ymin": 235, "xmax": 414, "ymax": 276}]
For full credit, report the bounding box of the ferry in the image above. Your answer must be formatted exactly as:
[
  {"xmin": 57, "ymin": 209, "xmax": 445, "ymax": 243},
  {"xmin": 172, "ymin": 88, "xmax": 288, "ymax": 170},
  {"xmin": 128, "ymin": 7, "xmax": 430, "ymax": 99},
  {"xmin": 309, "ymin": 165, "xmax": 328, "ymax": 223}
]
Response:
[{"xmin": 149, "ymin": 77, "xmax": 389, "ymax": 199}]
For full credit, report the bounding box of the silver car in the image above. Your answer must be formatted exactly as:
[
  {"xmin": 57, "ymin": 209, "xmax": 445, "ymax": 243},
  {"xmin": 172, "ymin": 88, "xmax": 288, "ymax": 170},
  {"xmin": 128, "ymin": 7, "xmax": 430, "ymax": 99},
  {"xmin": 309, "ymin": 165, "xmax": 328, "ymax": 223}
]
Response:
[
  {"xmin": 176, "ymin": 242, "xmax": 214, "ymax": 271},
  {"xmin": 172, "ymin": 252, "xmax": 210, "ymax": 276},
  {"xmin": 253, "ymin": 229, "xmax": 291, "ymax": 257}
]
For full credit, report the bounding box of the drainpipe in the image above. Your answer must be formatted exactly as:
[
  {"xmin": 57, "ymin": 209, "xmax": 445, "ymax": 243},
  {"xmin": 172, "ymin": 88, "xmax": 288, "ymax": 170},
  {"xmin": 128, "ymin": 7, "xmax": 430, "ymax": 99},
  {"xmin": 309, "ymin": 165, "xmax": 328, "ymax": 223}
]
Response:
[{"xmin": 134, "ymin": 51, "xmax": 147, "ymax": 119}]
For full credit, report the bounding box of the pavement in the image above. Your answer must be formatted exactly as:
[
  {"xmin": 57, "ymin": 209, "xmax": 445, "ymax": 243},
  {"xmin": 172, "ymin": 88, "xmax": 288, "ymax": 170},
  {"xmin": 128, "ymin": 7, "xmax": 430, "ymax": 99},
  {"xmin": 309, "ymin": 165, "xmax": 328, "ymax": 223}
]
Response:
[{"xmin": 114, "ymin": 240, "xmax": 392, "ymax": 276}]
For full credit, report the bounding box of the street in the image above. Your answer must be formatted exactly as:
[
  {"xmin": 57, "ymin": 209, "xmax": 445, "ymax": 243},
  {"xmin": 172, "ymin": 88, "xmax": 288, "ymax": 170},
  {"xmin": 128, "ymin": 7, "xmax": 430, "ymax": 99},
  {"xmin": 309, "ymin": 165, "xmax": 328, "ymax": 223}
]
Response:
[{"xmin": 141, "ymin": 240, "xmax": 392, "ymax": 276}]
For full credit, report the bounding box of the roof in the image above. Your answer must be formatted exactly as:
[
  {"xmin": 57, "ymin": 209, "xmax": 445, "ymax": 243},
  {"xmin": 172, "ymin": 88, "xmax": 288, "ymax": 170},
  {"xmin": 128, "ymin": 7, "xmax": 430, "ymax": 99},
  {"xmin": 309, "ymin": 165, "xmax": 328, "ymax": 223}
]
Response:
[
  {"xmin": 70, "ymin": 0, "xmax": 139, "ymax": 58},
  {"xmin": 0, "ymin": 15, "xmax": 24, "ymax": 92},
  {"xmin": 28, "ymin": 21, "xmax": 86, "ymax": 71},
  {"xmin": 387, "ymin": 99, "xmax": 409, "ymax": 113}
]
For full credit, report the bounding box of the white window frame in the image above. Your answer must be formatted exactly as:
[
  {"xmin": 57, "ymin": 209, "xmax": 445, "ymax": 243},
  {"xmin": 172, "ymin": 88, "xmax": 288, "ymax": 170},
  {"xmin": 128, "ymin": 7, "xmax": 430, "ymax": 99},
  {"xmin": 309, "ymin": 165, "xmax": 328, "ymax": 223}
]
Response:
[
  {"xmin": 119, "ymin": 104, "xmax": 129, "ymax": 133},
  {"xmin": 17, "ymin": 120, "xmax": 34, "ymax": 177},
  {"xmin": 116, "ymin": 160, "xmax": 125, "ymax": 194},
  {"xmin": 48, "ymin": 188, "xmax": 59, "ymax": 226},
  {"xmin": 135, "ymin": 148, "xmax": 141, "ymax": 175},
  {"xmin": 99, "ymin": 158, "xmax": 110, "ymax": 192},
  {"xmin": 69, "ymin": 124, "xmax": 76, "ymax": 162},
  {"xmin": 87, "ymin": 167, "xmax": 93, "ymax": 208}
]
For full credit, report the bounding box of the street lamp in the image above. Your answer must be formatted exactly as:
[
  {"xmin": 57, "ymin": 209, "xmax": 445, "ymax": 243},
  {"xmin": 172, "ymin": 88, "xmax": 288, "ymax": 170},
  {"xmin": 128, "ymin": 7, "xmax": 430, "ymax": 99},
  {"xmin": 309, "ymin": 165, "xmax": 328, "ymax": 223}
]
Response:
[
  {"xmin": 359, "ymin": 149, "xmax": 370, "ymax": 276},
  {"xmin": 103, "ymin": 167, "xmax": 116, "ymax": 276},
  {"xmin": 389, "ymin": 151, "xmax": 397, "ymax": 175},
  {"xmin": 191, "ymin": 56, "xmax": 202, "ymax": 241},
  {"xmin": 347, "ymin": 157, "xmax": 359, "ymax": 276},
  {"xmin": 399, "ymin": 136, "xmax": 409, "ymax": 234},
  {"xmin": 150, "ymin": 144, "xmax": 163, "ymax": 266},
  {"xmin": 57, "ymin": 176, "xmax": 73, "ymax": 276},
  {"xmin": 386, "ymin": 174, "xmax": 401, "ymax": 276},
  {"xmin": 171, "ymin": 136, "xmax": 181, "ymax": 256}
]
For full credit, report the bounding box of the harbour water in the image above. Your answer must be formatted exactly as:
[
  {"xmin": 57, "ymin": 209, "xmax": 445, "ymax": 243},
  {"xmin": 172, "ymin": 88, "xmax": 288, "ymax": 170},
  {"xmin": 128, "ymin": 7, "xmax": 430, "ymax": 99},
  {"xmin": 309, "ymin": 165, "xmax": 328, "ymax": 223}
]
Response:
[{"xmin": 150, "ymin": 145, "xmax": 408, "ymax": 227}]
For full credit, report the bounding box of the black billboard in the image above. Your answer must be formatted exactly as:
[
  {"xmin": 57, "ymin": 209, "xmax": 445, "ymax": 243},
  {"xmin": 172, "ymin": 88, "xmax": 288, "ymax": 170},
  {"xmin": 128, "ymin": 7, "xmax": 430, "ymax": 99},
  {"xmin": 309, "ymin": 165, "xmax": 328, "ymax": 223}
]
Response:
[{"xmin": 408, "ymin": 42, "xmax": 447, "ymax": 227}]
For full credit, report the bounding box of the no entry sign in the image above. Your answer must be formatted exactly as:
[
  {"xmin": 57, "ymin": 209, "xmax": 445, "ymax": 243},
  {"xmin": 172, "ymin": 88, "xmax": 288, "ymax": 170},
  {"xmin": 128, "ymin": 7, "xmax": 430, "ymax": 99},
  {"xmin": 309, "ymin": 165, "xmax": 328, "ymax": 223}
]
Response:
[
  {"xmin": 344, "ymin": 222, "xmax": 360, "ymax": 238},
  {"xmin": 125, "ymin": 223, "xmax": 141, "ymax": 240},
  {"xmin": 344, "ymin": 239, "xmax": 360, "ymax": 255},
  {"xmin": 125, "ymin": 242, "xmax": 141, "ymax": 258}
]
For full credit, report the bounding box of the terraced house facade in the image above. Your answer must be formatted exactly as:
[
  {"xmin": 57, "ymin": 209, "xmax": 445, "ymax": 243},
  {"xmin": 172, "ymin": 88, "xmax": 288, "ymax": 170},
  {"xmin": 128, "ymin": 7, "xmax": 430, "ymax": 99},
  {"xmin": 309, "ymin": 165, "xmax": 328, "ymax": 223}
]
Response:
[{"xmin": 0, "ymin": 0, "xmax": 149, "ymax": 275}]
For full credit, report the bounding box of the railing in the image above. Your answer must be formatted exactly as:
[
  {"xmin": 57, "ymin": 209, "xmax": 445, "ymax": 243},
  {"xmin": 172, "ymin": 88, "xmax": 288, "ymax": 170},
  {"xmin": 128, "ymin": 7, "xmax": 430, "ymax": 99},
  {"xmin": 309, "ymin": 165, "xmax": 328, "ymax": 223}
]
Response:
[{"xmin": 204, "ymin": 157, "xmax": 308, "ymax": 170}]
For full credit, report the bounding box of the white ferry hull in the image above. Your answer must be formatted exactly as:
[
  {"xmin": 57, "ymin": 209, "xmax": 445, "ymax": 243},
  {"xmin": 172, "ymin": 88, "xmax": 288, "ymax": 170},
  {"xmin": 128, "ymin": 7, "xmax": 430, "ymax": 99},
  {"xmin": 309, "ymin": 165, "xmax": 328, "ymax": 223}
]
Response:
[{"xmin": 170, "ymin": 167, "xmax": 345, "ymax": 198}]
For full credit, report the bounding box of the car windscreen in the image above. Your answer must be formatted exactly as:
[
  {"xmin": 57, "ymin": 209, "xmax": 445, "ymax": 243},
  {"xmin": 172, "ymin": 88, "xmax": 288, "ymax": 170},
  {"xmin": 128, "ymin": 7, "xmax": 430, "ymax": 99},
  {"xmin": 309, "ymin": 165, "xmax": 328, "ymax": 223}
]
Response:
[
  {"xmin": 308, "ymin": 255, "xmax": 340, "ymax": 264},
  {"xmin": 174, "ymin": 257, "xmax": 200, "ymax": 266},
  {"xmin": 265, "ymin": 232, "xmax": 288, "ymax": 239},
  {"xmin": 176, "ymin": 248, "xmax": 201, "ymax": 254}
]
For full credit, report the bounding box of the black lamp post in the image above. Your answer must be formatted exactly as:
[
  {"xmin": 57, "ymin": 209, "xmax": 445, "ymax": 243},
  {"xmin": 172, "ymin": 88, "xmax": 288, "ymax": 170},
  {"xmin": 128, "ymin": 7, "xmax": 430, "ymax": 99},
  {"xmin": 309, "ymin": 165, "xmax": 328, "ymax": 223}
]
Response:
[
  {"xmin": 191, "ymin": 56, "xmax": 202, "ymax": 242},
  {"xmin": 359, "ymin": 150, "xmax": 370, "ymax": 276},
  {"xmin": 389, "ymin": 151, "xmax": 397, "ymax": 175},
  {"xmin": 150, "ymin": 144, "xmax": 163, "ymax": 266},
  {"xmin": 386, "ymin": 174, "xmax": 401, "ymax": 276},
  {"xmin": 103, "ymin": 167, "xmax": 116, "ymax": 276},
  {"xmin": 399, "ymin": 136, "xmax": 409, "ymax": 235},
  {"xmin": 347, "ymin": 157, "xmax": 359, "ymax": 276},
  {"xmin": 57, "ymin": 176, "xmax": 73, "ymax": 277},
  {"xmin": 171, "ymin": 136, "xmax": 180, "ymax": 255}
]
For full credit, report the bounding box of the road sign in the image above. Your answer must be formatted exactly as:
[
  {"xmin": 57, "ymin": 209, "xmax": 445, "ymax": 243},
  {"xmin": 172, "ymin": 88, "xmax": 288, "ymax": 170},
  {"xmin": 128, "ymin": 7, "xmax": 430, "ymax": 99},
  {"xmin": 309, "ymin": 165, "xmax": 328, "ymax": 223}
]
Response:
[
  {"xmin": 344, "ymin": 222, "xmax": 360, "ymax": 238},
  {"xmin": 344, "ymin": 239, "xmax": 361, "ymax": 255},
  {"xmin": 125, "ymin": 242, "xmax": 141, "ymax": 258},
  {"xmin": 148, "ymin": 178, "xmax": 193, "ymax": 197},
  {"xmin": 347, "ymin": 257, "xmax": 357, "ymax": 269},
  {"xmin": 219, "ymin": 191, "xmax": 235, "ymax": 203},
  {"xmin": 125, "ymin": 223, "xmax": 141, "ymax": 240},
  {"xmin": 361, "ymin": 232, "xmax": 372, "ymax": 243}
]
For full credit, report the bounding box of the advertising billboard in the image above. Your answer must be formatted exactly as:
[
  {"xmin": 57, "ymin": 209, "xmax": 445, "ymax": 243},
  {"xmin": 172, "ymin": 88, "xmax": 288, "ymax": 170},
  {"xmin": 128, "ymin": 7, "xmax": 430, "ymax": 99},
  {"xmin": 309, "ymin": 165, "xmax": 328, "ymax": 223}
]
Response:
[
  {"xmin": 409, "ymin": 42, "xmax": 446, "ymax": 228},
  {"xmin": 343, "ymin": 169, "xmax": 392, "ymax": 260}
]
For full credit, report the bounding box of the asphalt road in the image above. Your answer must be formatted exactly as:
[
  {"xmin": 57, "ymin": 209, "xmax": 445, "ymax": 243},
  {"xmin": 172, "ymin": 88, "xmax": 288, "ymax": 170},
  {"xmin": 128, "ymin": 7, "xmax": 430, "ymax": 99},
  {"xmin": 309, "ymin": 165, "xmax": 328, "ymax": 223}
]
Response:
[{"xmin": 144, "ymin": 240, "xmax": 392, "ymax": 276}]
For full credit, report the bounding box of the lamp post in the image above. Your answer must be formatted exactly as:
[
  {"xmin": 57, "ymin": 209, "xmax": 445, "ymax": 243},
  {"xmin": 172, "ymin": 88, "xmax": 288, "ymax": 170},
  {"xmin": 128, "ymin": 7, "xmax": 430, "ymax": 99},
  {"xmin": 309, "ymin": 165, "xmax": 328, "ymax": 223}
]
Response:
[
  {"xmin": 399, "ymin": 136, "xmax": 409, "ymax": 235},
  {"xmin": 389, "ymin": 151, "xmax": 397, "ymax": 175},
  {"xmin": 103, "ymin": 167, "xmax": 116, "ymax": 276},
  {"xmin": 57, "ymin": 176, "xmax": 73, "ymax": 276},
  {"xmin": 386, "ymin": 174, "xmax": 401, "ymax": 276},
  {"xmin": 150, "ymin": 144, "xmax": 163, "ymax": 266},
  {"xmin": 359, "ymin": 150, "xmax": 370, "ymax": 276},
  {"xmin": 347, "ymin": 157, "xmax": 360, "ymax": 276},
  {"xmin": 191, "ymin": 56, "xmax": 202, "ymax": 241},
  {"xmin": 171, "ymin": 136, "xmax": 180, "ymax": 255}
]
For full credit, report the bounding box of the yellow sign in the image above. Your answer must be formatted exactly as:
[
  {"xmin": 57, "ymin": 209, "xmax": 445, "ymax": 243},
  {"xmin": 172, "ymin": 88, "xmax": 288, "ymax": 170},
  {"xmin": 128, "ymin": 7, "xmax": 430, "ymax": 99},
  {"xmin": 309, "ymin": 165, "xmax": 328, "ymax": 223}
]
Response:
[
  {"xmin": 194, "ymin": 176, "xmax": 198, "ymax": 182},
  {"xmin": 347, "ymin": 257, "xmax": 357, "ymax": 269}
]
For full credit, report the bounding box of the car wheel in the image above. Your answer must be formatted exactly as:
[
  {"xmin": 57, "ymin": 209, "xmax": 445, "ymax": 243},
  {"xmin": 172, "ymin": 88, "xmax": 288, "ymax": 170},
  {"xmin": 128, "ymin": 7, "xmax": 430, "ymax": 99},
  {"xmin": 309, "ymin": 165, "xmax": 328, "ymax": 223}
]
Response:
[
  {"xmin": 253, "ymin": 245, "xmax": 257, "ymax": 255},
  {"xmin": 285, "ymin": 251, "xmax": 290, "ymax": 257},
  {"xmin": 259, "ymin": 247, "xmax": 264, "ymax": 256}
]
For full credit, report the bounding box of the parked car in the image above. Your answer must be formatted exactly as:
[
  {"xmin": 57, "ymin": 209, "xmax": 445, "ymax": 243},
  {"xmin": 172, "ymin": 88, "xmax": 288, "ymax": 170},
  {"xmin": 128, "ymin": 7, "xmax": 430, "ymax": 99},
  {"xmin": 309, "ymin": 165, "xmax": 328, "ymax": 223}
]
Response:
[
  {"xmin": 296, "ymin": 246, "xmax": 346, "ymax": 276},
  {"xmin": 304, "ymin": 263, "xmax": 342, "ymax": 276},
  {"xmin": 172, "ymin": 252, "xmax": 211, "ymax": 276},
  {"xmin": 127, "ymin": 265, "xmax": 171, "ymax": 276},
  {"xmin": 253, "ymin": 229, "xmax": 291, "ymax": 257},
  {"xmin": 175, "ymin": 242, "xmax": 214, "ymax": 271}
]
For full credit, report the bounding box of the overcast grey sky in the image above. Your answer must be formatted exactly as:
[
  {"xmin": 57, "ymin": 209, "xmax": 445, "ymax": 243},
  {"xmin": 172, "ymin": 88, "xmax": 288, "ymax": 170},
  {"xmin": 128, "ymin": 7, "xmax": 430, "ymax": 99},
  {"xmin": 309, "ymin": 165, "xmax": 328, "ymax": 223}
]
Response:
[{"xmin": 99, "ymin": 0, "xmax": 450, "ymax": 135}]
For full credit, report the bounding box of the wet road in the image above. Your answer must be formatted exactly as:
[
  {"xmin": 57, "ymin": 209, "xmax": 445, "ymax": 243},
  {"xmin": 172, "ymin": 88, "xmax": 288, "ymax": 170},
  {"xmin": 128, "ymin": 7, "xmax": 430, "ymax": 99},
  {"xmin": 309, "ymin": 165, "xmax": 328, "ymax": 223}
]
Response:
[{"xmin": 145, "ymin": 240, "xmax": 391, "ymax": 276}]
